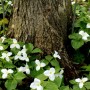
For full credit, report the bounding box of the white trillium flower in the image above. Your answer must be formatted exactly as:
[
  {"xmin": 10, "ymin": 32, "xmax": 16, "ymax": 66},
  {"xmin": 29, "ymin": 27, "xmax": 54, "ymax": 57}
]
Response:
[
  {"xmin": 71, "ymin": 1, "xmax": 75, "ymax": 5},
  {"xmin": 1, "ymin": 69, "xmax": 13, "ymax": 79},
  {"xmin": 10, "ymin": 39, "xmax": 20, "ymax": 49},
  {"xmin": 22, "ymin": 45, "xmax": 27, "ymax": 52},
  {"xmin": 75, "ymin": 77, "xmax": 88, "ymax": 88},
  {"xmin": 30, "ymin": 78, "xmax": 43, "ymax": 90},
  {"xmin": 14, "ymin": 45, "xmax": 29, "ymax": 62},
  {"xmin": 53, "ymin": 51, "xmax": 61, "ymax": 59},
  {"xmin": 21, "ymin": 53, "xmax": 29, "ymax": 62},
  {"xmin": 18, "ymin": 64, "xmax": 30, "ymax": 74},
  {"xmin": 24, "ymin": 64, "xmax": 30, "ymax": 74},
  {"xmin": 1, "ymin": 36, "xmax": 6, "ymax": 43},
  {"xmin": 1, "ymin": 52, "xmax": 12, "ymax": 62},
  {"xmin": 8, "ymin": 1, "xmax": 12, "ymax": 4},
  {"xmin": 86, "ymin": 23, "xmax": 90, "ymax": 28},
  {"xmin": 79, "ymin": 30, "xmax": 89, "ymax": 40},
  {"xmin": 8, "ymin": 1, "xmax": 13, "ymax": 6},
  {"xmin": 15, "ymin": 52, "xmax": 29, "ymax": 62},
  {"xmin": 0, "ymin": 46, "xmax": 4, "ymax": 50},
  {"xmin": 55, "ymin": 69, "xmax": 64, "ymax": 79},
  {"xmin": 44, "ymin": 67, "xmax": 55, "ymax": 81},
  {"xmin": 14, "ymin": 51, "xmax": 22, "ymax": 60},
  {"xmin": 35, "ymin": 59, "xmax": 46, "ymax": 71}
]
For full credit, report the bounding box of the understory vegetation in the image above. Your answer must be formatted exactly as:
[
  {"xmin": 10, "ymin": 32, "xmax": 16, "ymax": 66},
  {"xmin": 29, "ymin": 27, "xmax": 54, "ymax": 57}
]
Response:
[{"xmin": 0, "ymin": 0, "xmax": 90, "ymax": 90}]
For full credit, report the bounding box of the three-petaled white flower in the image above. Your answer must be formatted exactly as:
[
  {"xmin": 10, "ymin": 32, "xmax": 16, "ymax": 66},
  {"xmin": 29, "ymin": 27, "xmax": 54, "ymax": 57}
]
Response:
[
  {"xmin": 14, "ymin": 45, "xmax": 29, "ymax": 62},
  {"xmin": 35, "ymin": 59, "xmax": 46, "ymax": 71},
  {"xmin": 18, "ymin": 63, "xmax": 30, "ymax": 74},
  {"xmin": 53, "ymin": 51, "xmax": 61, "ymax": 59},
  {"xmin": 1, "ymin": 69, "xmax": 13, "ymax": 79},
  {"xmin": 8, "ymin": 1, "xmax": 13, "ymax": 6},
  {"xmin": 30, "ymin": 78, "xmax": 43, "ymax": 90},
  {"xmin": 55, "ymin": 69, "xmax": 64, "ymax": 79},
  {"xmin": 10, "ymin": 39, "xmax": 20, "ymax": 49},
  {"xmin": 75, "ymin": 77, "xmax": 88, "ymax": 88},
  {"xmin": 0, "ymin": 46, "xmax": 4, "ymax": 50},
  {"xmin": 86, "ymin": 23, "xmax": 90, "ymax": 28},
  {"xmin": 1, "ymin": 36, "xmax": 6, "ymax": 43},
  {"xmin": 44, "ymin": 67, "xmax": 55, "ymax": 81},
  {"xmin": 79, "ymin": 31, "xmax": 89, "ymax": 40},
  {"xmin": 71, "ymin": 1, "xmax": 75, "ymax": 5},
  {"xmin": 0, "ymin": 52, "xmax": 12, "ymax": 62}
]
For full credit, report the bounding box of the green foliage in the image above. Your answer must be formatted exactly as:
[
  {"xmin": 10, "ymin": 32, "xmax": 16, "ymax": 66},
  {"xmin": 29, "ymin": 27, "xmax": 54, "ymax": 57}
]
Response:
[
  {"xmin": 0, "ymin": 36, "xmax": 65, "ymax": 90},
  {"xmin": 0, "ymin": 0, "xmax": 13, "ymax": 35},
  {"xmin": 69, "ymin": 0, "xmax": 90, "ymax": 63},
  {"xmin": 43, "ymin": 81, "xmax": 59, "ymax": 90},
  {"xmin": 5, "ymin": 79, "xmax": 17, "ymax": 90}
]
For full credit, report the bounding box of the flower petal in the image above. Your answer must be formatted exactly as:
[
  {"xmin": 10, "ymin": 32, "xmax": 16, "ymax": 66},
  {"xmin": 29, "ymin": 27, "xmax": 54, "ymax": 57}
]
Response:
[
  {"xmin": 35, "ymin": 60, "xmax": 40, "ymax": 65},
  {"xmin": 34, "ymin": 78, "xmax": 41, "ymax": 83},
  {"xmin": 0, "ymin": 46, "xmax": 3, "ymax": 50},
  {"xmin": 18, "ymin": 67, "xmax": 24, "ymax": 72},
  {"xmin": 10, "ymin": 44, "xmax": 15, "ymax": 48},
  {"xmin": 44, "ymin": 70, "xmax": 50, "ymax": 76},
  {"xmin": 75, "ymin": 78, "xmax": 81, "ymax": 82},
  {"xmin": 79, "ymin": 82, "xmax": 83, "ymax": 88},
  {"xmin": 6, "ymin": 57, "xmax": 10, "ymax": 62},
  {"xmin": 16, "ymin": 44, "xmax": 20, "ymax": 49},
  {"xmin": 50, "ymin": 68, "xmax": 55, "ymax": 74},
  {"xmin": 30, "ymin": 82, "xmax": 37, "ymax": 89},
  {"xmin": 41, "ymin": 62, "xmax": 46, "ymax": 67},
  {"xmin": 1, "ymin": 69, "xmax": 7, "ymax": 73},
  {"xmin": 2, "ymin": 73, "xmax": 7, "ymax": 79},
  {"xmin": 82, "ymin": 77, "xmax": 88, "ymax": 82},
  {"xmin": 26, "ymin": 57, "xmax": 29, "ymax": 62},
  {"xmin": 8, "ymin": 69, "xmax": 13, "ymax": 73},
  {"xmin": 79, "ymin": 31, "xmax": 84, "ymax": 35},
  {"xmin": 86, "ymin": 23, "xmax": 90, "ymax": 28},
  {"xmin": 36, "ymin": 66, "xmax": 40, "ymax": 71},
  {"xmin": 37, "ymin": 85, "xmax": 43, "ymax": 90},
  {"xmin": 49, "ymin": 74, "xmax": 55, "ymax": 81},
  {"xmin": 13, "ymin": 39, "xmax": 17, "ymax": 43},
  {"xmin": 8, "ymin": 52, "xmax": 12, "ymax": 56}
]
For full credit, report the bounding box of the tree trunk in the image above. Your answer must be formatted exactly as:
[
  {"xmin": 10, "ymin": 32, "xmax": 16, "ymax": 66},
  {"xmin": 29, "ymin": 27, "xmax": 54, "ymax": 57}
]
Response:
[{"xmin": 7, "ymin": 0, "xmax": 78, "ymax": 82}]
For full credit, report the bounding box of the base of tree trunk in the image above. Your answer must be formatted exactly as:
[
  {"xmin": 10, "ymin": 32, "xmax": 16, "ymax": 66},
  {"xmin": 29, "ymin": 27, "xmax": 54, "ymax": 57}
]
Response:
[{"xmin": 6, "ymin": 0, "xmax": 79, "ymax": 82}]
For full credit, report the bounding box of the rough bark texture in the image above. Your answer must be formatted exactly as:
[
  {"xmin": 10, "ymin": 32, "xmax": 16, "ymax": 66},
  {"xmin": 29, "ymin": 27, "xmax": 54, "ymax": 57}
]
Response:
[{"xmin": 7, "ymin": 0, "xmax": 78, "ymax": 82}]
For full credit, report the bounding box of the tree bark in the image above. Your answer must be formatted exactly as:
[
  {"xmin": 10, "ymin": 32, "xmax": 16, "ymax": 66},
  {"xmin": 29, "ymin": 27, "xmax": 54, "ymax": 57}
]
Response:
[{"xmin": 7, "ymin": 0, "xmax": 78, "ymax": 82}]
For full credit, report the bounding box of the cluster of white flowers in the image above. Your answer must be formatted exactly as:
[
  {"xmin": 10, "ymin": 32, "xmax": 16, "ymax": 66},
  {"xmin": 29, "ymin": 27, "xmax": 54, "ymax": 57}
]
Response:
[
  {"xmin": 75, "ymin": 77, "xmax": 88, "ymax": 88},
  {"xmin": 79, "ymin": 30, "xmax": 89, "ymax": 40},
  {"xmin": 35, "ymin": 59, "xmax": 46, "ymax": 71},
  {"xmin": 0, "ymin": 37, "xmax": 64, "ymax": 90},
  {"xmin": 14, "ymin": 45, "xmax": 29, "ymax": 62},
  {"xmin": 1, "ymin": 69, "xmax": 13, "ymax": 79},
  {"xmin": 0, "ymin": 52, "xmax": 12, "ymax": 62},
  {"xmin": 18, "ymin": 63, "xmax": 30, "ymax": 74},
  {"xmin": 30, "ymin": 78, "xmax": 43, "ymax": 90}
]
